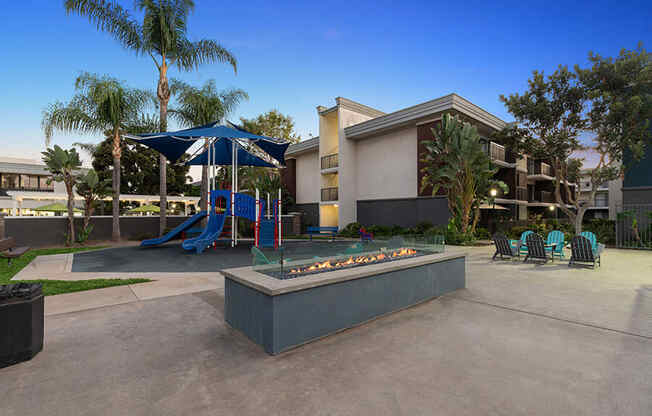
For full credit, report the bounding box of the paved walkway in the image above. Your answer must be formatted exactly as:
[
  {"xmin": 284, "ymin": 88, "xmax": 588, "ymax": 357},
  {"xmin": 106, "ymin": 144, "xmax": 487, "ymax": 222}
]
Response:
[{"xmin": 2, "ymin": 244, "xmax": 651, "ymax": 415}]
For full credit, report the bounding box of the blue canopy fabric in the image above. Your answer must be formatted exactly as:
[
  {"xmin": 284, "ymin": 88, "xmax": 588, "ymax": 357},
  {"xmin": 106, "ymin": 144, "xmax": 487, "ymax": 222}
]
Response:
[
  {"xmin": 128, "ymin": 135, "xmax": 195, "ymax": 163},
  {"xmin": 186, "ymin": 138, "xmax": 275, "ymax": 168},
  {"xmin": 131, "ymin": 122, "xmax": 289, "ymax": 165}
]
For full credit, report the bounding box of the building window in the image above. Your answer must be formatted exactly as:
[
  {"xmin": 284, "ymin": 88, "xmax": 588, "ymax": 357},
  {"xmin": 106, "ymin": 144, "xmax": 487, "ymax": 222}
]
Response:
[
  {"xmin": 20, "ymin": 175, "xmax": 40, "ymax": 190},
  {"xmin": 594, "ymin": 193, "xmax": 608, "ymax": 207},
  {"xmin": 1, "ymin": 173, "xmax": 19, "ymax": 189}
]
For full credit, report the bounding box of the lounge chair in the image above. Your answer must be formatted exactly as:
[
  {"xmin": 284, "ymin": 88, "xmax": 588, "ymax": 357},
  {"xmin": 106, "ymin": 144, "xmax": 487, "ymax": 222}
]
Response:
[
  {"xmin": 492, "ymin": 233, "xmax": 518, "ymax": 260},
  {"xmin": 510, "ymin": 230, "xmax": 533, "ymax": 256},
  {"xmin": 569, "ymin": 235, "xmax": 601, "ymax": 268},
  {"xmin": 524, "ymin": 233, "xmax": 551, "ymax": 263},
  {"xmin": 0, "ymin": 237, "xmax": 30, "ymax": 266},
  {"xmin": 579, "ymin": 231, "xmax": 605, "ymax": 257},
  {"xmin": 545, "ymin": 230, "xmax": 565, "ymax": 259}
]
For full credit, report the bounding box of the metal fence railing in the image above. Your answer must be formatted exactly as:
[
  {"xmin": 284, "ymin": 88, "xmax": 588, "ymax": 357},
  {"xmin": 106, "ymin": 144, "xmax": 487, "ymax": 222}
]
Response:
[
  {"xmin": 320, "ymin": 153, "xmax": 338, "ymax": 170},
  {"xmin": 321, "ymin": 187, "xmax": 338, "ymax": 202},
  {"xmin": 616, "ymin": 204, "xmax": 652, "ymax": 249}
]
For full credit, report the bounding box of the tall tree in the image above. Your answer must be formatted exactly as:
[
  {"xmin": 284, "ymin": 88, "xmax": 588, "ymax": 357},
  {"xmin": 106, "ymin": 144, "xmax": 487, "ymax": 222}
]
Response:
[
  {"xmin": 500, "ymin": 47, "xmax": 652, "ymax": 233},
  {"xmin": 420, "ymin": 114, "xmax": 507, "ymax": 235},
  {"xmin": 575, "ymin": 45, "xmax": 652, "ymax": 225},
  {"xmin": 499, "ymin": 66, "xmax": 587, "ymax": 232},
  {"xmin": 64, "ymin": 0, "xmax": 238, "ymax": 236},
  {"xmin": 41, "ymin": 146, "xmax": 83, "ymax": 245},
  {"xmin": 42, "ymin": 72, "xmax": 154, "ymax": 241},
  {"xmin": 240, "ymin": 110, "xmax": 302, "ymax": 143},
  {"xmin": 169, "ymin": 79, "xmax": 248, "ymax": 213}
]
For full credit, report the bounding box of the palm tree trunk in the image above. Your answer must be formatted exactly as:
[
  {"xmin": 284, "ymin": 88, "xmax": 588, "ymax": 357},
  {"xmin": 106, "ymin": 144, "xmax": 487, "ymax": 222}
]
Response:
[
  {"xmin": 66, "ymin": 180, "xmax": 75, "ymax": 245},
  {"xmin": 111, "ymin": 130, "xmax": 121, "ymax": 241},
  {"xmin": 158, "ymin": 63, "xmax": 169, "ymax": 236}
]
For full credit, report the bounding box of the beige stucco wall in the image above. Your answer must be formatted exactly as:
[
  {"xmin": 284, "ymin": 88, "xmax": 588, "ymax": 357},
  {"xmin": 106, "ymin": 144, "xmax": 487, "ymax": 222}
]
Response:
[
  {"xmin": 319, "ymin": 112, "xmax": 339, "ymax": 158},
  {"xmin": 354, "ymin": 126, "xmax": 418, "ymax": 200},
  {"xmin": 337, "ymin": 107, "xmax": 377, "ymax": 227},
  {"xmin": 294, "ymin": 151, "xmax": 320, "ymax": 204}
]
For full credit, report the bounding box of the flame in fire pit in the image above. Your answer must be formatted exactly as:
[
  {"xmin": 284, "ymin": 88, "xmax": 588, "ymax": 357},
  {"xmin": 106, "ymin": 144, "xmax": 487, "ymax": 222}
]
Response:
[{"xmin": 288, "ymin": 248, "xmax": 417, "ymax": 275}]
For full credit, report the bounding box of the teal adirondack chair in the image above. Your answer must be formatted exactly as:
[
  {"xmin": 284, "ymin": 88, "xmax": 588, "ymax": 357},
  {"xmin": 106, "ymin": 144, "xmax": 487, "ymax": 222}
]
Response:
[
  {"xmin": 545, "ymin": 230, "xmax": 565, "ymax": 259},
  {"xmin": 579, "ymin": 231, "xmax": 605, "ymax": 256},
  {"xmin": 510, "ymin": 231, "xmax": 533, "ymax": 255}
]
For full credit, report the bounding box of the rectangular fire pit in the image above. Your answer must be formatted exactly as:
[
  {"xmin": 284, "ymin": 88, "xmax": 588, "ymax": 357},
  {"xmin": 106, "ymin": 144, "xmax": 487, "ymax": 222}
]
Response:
[{"xmin": 223, "ymin": 251, "xmax": 466, "ymax": 355}]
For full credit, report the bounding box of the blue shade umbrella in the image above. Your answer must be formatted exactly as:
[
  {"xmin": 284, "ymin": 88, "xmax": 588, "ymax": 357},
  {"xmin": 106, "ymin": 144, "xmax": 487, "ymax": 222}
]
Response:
[
  {"xmin": 128, "ymin": 135, "xmax": 195, "ymax": 163},
  {"xmin": 128, "ymin": 121, "xmax": 289, "ymax": 165},
  {"xmin": 186, "ymin": 138, "xmax": 275, "ymax": 167}
]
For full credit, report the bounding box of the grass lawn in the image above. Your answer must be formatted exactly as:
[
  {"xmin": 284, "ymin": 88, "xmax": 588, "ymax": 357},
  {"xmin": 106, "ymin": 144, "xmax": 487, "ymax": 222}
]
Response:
[{"xmin": 1, "ymin": 246, "xmax": 151, "ymax": 296}]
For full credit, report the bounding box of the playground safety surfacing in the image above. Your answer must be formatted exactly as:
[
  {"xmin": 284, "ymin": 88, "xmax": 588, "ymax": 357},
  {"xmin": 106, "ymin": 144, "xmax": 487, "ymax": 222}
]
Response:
[{"xmin": 71, "ymin": 240, "xmax": 364, "ymax": 273}]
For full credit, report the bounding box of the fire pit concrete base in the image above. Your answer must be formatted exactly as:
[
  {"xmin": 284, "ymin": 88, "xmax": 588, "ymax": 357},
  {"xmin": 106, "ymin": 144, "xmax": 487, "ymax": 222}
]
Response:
[{"xmin": 223, "ymin": 252, "xmax": 466, "ymax": 355}]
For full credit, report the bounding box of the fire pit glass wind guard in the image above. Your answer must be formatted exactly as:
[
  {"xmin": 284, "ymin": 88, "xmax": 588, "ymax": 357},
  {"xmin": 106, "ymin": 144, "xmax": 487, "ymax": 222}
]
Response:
[{"xmin": 253, "ymin": 235, "xmax": 445, "ymax": 280}]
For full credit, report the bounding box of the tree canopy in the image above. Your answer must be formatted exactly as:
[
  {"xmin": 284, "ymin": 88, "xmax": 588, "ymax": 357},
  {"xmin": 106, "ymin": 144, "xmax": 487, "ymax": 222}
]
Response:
[
  {"xmin": 240, "ymin": 110, "xmax": 302, "ymax": 143},
  {"xmin": 497, "ymin": 45, "xmax": 651, "ymax": 232}
]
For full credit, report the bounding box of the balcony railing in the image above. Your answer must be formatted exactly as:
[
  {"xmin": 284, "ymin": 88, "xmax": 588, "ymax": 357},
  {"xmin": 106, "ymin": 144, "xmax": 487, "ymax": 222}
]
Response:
[
  {"xmin": 489, "ymin": 142, "xmax": 506, "ymax": 163},
  {"xmin": 321, "ymin": 153, "xmax": 338, "ymax": 170},
  {"xmin": 321, "ymin": 187, "xmax": 338, "ymax": 202},
  {"xmin": 541, "ymin": 163, "xmax": 552, "ymax": 177},
  {"xmin": 527, "ymin": 160, "xmax": 553, "ymax": 177},
  {"xmin": 540, "ymin": 191, "xmax": 554, "ymax": 203},
  {"xmin": 516, "ymin": 187, "xmax": 528, "ymax": 201},
  {"xmin": 528, "ymin": 190, "xmax": 555, "ymax": 203}
]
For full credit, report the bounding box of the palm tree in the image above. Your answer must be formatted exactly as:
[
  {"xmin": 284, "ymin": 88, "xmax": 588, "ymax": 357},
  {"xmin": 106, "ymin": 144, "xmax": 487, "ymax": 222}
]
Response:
[
  {"xmin": 76, "ymin": 169, "xmax": 112, "ymax": 232},
  {"xmin": 420, "ymin": 113, "xmax": 507, "ymax": 235},
  {"xmin": 169, "ymin": 79, "xmax": 248, "ymax": 213},
  {"xmin": 41, "ymin": 146, "xmax": 83, "ymax": 245},
  {"xmin": 42, "ymin": 72, "xmax": 154, "ymax": 241},
  {"xmin": 64, "ymin": 0, "xmax": 238, "ymax": 236}
]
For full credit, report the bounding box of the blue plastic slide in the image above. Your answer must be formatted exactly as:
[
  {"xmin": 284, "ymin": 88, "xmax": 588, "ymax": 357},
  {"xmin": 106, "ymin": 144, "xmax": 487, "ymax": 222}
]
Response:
[
  {"xmin": 181, "ymin": 213, "xmax": 227, "ymax": 254},
  {"xmin": 140, "ymin": 211, "xmax": 207, "ymax": 247}
]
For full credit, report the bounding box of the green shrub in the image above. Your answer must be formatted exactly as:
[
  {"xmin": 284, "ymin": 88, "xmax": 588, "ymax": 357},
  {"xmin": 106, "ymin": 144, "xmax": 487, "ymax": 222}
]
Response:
[
  {"xmin": 474, "ymin": 227, "xmax": 490, "ymax": 239},
  {"xmin": 339, "ymin": 222, "xmax": 362, "ymax": 238},
  {"xmin": 584, "ymin": 219, "xmax": 615, "ymax": 245}
]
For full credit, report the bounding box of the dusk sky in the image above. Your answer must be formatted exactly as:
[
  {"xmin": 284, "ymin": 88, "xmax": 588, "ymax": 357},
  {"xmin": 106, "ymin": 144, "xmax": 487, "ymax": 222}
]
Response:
[{"xmin": 1, "ymin": 0, "xmax": 650, "ymax": 175}]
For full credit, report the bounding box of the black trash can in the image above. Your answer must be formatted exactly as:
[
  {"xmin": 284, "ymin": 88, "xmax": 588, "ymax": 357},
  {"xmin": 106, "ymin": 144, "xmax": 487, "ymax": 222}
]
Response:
[{"xmin": 0, "ymin": 283, "xmax": 44, "ymax": 368}]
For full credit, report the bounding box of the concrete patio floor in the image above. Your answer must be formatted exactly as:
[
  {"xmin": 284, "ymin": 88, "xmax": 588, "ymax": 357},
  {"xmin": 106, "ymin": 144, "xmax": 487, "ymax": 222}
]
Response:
[{"xmin": 1, "ymin": 246, "xmax": 651, "ymax": 415}]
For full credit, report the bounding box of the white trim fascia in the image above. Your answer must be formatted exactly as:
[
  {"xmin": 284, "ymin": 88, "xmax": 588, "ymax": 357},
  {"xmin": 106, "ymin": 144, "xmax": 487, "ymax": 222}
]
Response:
[
  {"xmin": 320, "ymin": 167, "xmax": 338, "ymax": 175},
  {"xmin": 286, "ymin": 137, "xmax": 320, "ymax": 157},
  {"xmin": 344, "ymin": 93, "xmax": 507, "ymax": 140},
  {"xmin": 335, "ymin": 97, "xmax": 385, "ymax": 118},
  {"xmin": 415, "ymin": 116, "xmax": 442, "ymax": 126}
]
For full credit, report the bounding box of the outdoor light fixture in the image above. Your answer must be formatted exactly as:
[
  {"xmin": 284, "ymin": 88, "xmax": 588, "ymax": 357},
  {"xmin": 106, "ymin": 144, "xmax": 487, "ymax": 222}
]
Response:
[
  {"xmin": 490, "ymin": 189, "xmax": 497, "ymax": 197},
  {"xmin": 549, "ymin": 205, "xmax": 555, "ymax": 211}
]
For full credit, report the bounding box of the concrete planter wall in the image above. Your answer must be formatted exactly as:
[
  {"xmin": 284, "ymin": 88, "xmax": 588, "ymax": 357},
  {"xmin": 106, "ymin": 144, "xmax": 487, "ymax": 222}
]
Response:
[{"xmin": 223, "ymin": 252, "xmax": 466, "ymax": 355}]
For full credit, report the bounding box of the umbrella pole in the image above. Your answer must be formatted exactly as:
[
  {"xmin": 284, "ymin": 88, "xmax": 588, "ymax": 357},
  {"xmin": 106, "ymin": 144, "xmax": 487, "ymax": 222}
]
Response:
[
  {"xmin": 207, "ymin": 137, "xmax": 211, "ymax": 213},
  {"xmin": 231, "ymin": 139, "xmax": 235, "ymax": 247}
]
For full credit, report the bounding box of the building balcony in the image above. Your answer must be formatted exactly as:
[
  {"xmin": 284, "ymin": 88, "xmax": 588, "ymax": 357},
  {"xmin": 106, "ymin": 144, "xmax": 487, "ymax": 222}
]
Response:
[
  {"xmin": 320, "ymin": 153, "xmax": 338, "ymax": 172},
  {"xmin": 527, "ymin": 160, "xmax": 554, "ymax": 180},
  {"xmin": 321, "ymin": 187, "xmax": 338, "ymax": 202},
  {"xmin": 516, "ymin": 187, "xmax": 528, "ymax": 201},
  {"xmin": 487, "ymin": 142, "xmax": 516, "ymax": 168},
  {"xmin": 528, "ymin": 190, "xmax": 555, "ymax": 204}
]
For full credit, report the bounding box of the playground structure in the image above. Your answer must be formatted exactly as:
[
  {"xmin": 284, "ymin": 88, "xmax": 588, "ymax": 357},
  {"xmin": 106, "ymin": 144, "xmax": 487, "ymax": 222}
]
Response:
[
  {"xmin": 178, "ymin": 189, "xmax": 282, "ymax": 254},
  {"xmin": 131, "ymin": 122, "xmax": 289, "ymax": 254}
]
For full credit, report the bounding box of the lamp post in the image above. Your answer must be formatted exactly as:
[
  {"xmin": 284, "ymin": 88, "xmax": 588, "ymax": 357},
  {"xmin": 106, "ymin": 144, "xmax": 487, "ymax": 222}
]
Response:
[{"xmin": 489, "ymin": 188, "xmax": 497, "ymax": 234}]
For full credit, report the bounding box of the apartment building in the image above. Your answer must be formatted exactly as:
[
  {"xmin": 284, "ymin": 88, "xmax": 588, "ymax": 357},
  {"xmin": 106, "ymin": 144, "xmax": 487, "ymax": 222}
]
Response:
[
  {"xmin": 282, "ymin": 94, "xmax": 577, "ymax": 230},
  {"xmin": 577, "ymin": 169, "xmax": 622, "ymax": 220},
  {"xmin": 0, "ymin": 157, "xmax": 199, "ymax": 216}
]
